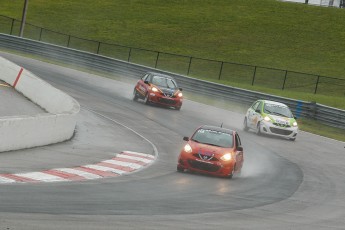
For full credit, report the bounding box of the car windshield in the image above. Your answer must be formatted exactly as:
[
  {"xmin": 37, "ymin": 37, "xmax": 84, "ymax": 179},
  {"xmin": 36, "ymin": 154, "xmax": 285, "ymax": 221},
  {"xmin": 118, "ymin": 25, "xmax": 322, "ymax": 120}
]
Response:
[
  {"xmin": 191, "ymin": 128, "xmax": 233, "ymax": 148},
  {"xmin": 264, "ymin": 103, "xmax": 293, "ymax": 118},
  {"xmin": 152, "ymin": 76, "xmax": 177, "ymax": 89}
]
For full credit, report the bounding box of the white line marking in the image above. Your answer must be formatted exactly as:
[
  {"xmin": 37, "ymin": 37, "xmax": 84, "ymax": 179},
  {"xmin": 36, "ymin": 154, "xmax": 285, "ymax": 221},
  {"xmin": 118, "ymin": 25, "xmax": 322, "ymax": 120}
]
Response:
[
  {"xmin": 123, "ymin": 151, "xmax": 155, "ymax": 159},
  {"xmin": 103, "ymin": 159, "xmax": 142, "ymax": 169},
  {"xmin": 83, "ymin": 164, "xmax": 126, "ymax": 175},
  {"xmin": 55, "ymin": 168, "xmax": 102, "ymax": 180},
  {"xmin": 15, "ymin": 172, "xmax": 68, "ymax": 182},
  {"xmin": 117, "ymin": 154, "xmax": 152, "ymax": 164}
]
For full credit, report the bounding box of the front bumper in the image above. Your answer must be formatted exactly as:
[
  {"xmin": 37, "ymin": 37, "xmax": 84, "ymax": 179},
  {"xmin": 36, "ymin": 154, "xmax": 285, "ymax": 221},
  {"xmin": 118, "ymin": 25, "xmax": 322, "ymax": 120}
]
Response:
[
  {"xmin": 260, "ymin": 121, "xmax": 298, "ymax": 139},
  {"xmin": 177, "ymin": 155, "xmax": 235, "ymax": 177},
  {"xmin": 149, "ymin": 93, "xmax": 182, "ymax": 107}
]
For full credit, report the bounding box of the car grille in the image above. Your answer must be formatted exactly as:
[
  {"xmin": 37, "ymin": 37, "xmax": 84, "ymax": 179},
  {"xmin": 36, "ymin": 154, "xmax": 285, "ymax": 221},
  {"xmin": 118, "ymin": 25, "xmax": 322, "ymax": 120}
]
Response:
[
  {"xmin": 273, "ymin": 122, "xmax": 291, "ymax": 128},
  {"xmin": 269, "ymin": 127, "xmax": 293, "ymax": 135},
  {"xmin": 188, "ymin": 160, "xmax": 220, "ymax": 172},
  {"xmin": 193, "ymin": 153, "xmax": 219, "ymax": 161},
  {"xmin": 158, "ymin": 98, "xmax": 176, "ymax": 105}
]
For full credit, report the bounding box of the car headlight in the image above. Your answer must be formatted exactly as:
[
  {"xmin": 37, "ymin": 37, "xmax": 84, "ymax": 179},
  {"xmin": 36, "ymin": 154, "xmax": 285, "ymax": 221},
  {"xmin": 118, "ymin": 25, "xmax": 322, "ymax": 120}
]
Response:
[
  {"xmin": 220, "ymin": 153, "xmax": 232, "ymax": 161},
  {"xmin": 151, "ymin": 87, "xmax": 158, "ymax": 92},
  {"xmin": 264, "ymin": 116, "xmax": 271, "ymax": 122},
  {"xmin": 177, "ymin": 92, "xmax": 183, "ymax": 97},
  {"xmin": 184, "ymin": 144, "xmax": 192, "ymax": 153},
  {"xmin": 293, "ymin": 121, "xmax": 298, "ymax": 127}
]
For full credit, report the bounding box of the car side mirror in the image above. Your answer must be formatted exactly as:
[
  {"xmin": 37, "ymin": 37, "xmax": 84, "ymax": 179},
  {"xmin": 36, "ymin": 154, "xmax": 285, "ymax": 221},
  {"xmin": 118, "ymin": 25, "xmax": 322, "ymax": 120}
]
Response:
[
  {"xmin": 183, "ymin": 137, "xmax": 189, "ymax": 141},
  {"xmin": 144, "ymin": 80, "xmax": 150, "ymax": 85},
  {"xmin": 237, "ymin": 146, "xmax": 243, "ymax": 151},
  {"xmin": 179, "ymin": 88, "xmax": 183, "ymax": 91},
  {"xmin": 255, "ymin": 109, "xmax": 261, "ymax": 113}
]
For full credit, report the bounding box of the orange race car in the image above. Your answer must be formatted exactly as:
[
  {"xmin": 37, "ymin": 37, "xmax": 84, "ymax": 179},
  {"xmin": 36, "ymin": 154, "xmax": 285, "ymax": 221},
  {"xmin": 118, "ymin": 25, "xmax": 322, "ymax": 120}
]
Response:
[
  {"xmin": 177, "ymin": 125, "xmax": 244, "ymax": 178},
  {"xmin": 133, "ymin": 72, "xmax": 183, "ymax": 110}
]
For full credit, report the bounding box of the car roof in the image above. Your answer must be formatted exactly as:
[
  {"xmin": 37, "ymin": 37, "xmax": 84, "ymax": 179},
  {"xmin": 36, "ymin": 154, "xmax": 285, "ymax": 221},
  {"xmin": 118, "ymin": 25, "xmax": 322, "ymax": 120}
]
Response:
[
  {"xmin": 198, "ymin": 125, "xmax": 235, "ymax": 135},
  {"xmin": 260, "ymin": 100, "xmax": 288, "ymax": 107},
  {"xmin": 147, "ymin": 72, "xmax": 175, "ymax": 80}
]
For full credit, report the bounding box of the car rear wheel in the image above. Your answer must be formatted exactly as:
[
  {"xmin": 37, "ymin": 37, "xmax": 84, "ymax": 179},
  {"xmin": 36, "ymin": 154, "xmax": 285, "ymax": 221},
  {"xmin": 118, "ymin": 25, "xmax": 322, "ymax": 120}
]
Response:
[
  {"xmin": 243, "ymin": 117, "xmax": 249, "ymax": 131},
  {"xmin": 256, "ymin": 122, "xmax": 262, "ymax": 136}
]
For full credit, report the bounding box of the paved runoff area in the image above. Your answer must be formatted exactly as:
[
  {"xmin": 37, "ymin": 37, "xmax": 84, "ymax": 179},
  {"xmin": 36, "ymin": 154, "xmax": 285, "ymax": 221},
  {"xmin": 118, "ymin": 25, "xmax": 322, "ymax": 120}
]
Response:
[
  {"xmin": 0, "ymin": 80, "xmax": 46, "ymax": 116},
  {"xmin": 0, "ymin": 151, "xmax": 154, "ymax": 184}
]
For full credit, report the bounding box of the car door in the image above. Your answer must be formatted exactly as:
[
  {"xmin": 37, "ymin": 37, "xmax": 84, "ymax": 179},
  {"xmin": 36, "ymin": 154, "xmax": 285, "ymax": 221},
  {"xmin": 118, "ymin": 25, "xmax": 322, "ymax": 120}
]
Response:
[
  {"xmin": 234, "ymin": 133, "xmax": 244, "ymax": 170},
  {"xmin": 136, "ymin": 73, "xmax": 150, "ymax": 97},
  {"xmin": 247, "ymin": 101, "xmax": 260, "ymax": 128}
]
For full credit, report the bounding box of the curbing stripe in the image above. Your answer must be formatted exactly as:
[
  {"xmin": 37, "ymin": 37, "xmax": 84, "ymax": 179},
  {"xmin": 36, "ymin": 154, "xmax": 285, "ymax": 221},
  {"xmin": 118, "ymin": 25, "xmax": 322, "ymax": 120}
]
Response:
[{"xmin": 0, "ymin": 151, "xmax": 154, "ymax": 184}]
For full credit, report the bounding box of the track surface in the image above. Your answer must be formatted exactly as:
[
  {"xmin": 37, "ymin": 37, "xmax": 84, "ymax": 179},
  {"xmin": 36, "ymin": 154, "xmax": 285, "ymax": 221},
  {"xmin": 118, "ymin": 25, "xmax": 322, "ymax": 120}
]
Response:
[{"xmin": 0, "ymin": 52, "xmax": 344, "ymax": 229}]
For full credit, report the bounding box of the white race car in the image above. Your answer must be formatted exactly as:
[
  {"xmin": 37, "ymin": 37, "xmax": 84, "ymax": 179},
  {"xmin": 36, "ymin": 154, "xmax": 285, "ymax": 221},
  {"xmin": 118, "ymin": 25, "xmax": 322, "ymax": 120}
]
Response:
[{"xmin": 243, "ymin": 100, "xmax": 298, "ymax": 141}]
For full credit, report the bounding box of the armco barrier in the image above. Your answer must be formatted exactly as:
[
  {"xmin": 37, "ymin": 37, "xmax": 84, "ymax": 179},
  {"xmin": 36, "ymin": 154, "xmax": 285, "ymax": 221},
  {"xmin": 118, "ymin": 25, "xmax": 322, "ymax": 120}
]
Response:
[
  {"xmin": 0, "ymin": 34, "xmax": 344, "ymax": 129},
  {"xmin": 0, "ymin": 56, "xmax": 80, "ymax": 152}
]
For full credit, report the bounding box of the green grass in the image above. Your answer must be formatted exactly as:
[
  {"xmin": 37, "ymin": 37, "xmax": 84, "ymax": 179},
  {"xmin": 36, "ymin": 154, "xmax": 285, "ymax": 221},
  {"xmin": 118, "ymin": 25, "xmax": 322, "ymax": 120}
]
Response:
[{"xmin": 1, "ymin": 0, "xmax": 345, "ymax": 141}]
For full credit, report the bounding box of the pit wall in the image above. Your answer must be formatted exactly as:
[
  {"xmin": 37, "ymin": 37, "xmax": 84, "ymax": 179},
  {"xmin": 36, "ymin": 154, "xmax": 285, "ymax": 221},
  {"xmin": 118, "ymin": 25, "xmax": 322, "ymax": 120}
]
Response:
[{"xmin": 0, "ymin": 56, "xmax": 80, "ymax": 152}]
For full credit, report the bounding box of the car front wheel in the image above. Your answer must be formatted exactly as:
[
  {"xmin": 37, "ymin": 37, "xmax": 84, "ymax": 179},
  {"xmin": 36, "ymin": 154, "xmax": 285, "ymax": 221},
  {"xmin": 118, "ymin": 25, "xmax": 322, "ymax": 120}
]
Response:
[
  {"xmin": 243, "ymin": 117, "xmax": 249, "ymax": 131},
  {"xmin": 256, "ymin": 122, "xmax": 262, "ymax": 136},
  {"xmin": 133, "ymin": 89, "xmax": 139, "ymax": 101},
  {"xmin": 143, "ymin": 93, "xmax": 150, "ymax": 104}
]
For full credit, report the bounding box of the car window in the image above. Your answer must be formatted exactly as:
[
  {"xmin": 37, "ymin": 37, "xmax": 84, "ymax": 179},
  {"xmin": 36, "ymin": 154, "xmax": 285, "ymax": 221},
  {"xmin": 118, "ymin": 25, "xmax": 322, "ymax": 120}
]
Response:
[
  {"xmin": 191, "ymin": 128, "xmax": 233, "ymax": 148},
  {"xmin": 152, "ymin": 75, "xmax": 177, "ymax": 89},
  {"xmin": 142, "ymin": 73, "xmax": 149, "ymax": 81},
  {"xmin": 235, "ymin": 134, "xmax": 241, "ymax": 147},
  {"xmin": 264, "ymin": 103, "xmax": 293, "ymax": 118},
  {"xmin": 251, "ymin": 101, "xmax": 260, "ymax": 111}
]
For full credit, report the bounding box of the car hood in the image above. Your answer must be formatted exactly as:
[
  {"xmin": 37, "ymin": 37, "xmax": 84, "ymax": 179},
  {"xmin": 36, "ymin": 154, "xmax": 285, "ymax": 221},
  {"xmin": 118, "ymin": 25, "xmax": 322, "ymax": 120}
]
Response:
[{"xmin": 189, "ymin": 141, "xmax": 233, "ymax": 156}]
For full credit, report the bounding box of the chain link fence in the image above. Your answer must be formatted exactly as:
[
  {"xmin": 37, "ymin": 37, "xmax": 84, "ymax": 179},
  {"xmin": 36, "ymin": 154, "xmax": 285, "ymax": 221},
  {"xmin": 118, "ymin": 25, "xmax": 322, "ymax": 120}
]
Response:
[{"xmin": 1, "ymin": 15, "xmax": 344, "ymax": 97}]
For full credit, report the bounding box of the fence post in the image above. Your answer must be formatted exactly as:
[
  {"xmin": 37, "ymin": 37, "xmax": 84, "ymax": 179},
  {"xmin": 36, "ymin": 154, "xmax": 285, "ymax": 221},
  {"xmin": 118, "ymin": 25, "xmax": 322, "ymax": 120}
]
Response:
[
  {"xmin": 314, "ymin": 76, "xmax": 320, "ymax": 94},
  {"xmin": 10, "ymin": 19, "xmax": 15, "ymax": 35},
  {"xmin": 39, "ymin": 28, "xmax": 43, "ymax": 41},
  {"xmin": 67, "ymin": 35, "xmax": 71, "ymax": 47},
  {"xmin": 187, "ymin": 57, "xmax": 192, "ymax": 75},
  {"xmin": 127, "ymin": 48, "xmax": 132, "ymax": 62},
  {"xmin": 155, "ymin": 52, "xmax": 160, "ymax": 68},
  {"xmin": 251, "ymin": 66, "xmax": 257, "ymax": 85},
  {"xmin": 218, "ymin": 61, "xmax": 224, "ymax": 80},
  {"xmin": 97, "ymin": 42, "xmax": 101, "ymax": 54},
  {"xmin": 282, "ymin": 70, "xmax": 288, "ymax": 90}
]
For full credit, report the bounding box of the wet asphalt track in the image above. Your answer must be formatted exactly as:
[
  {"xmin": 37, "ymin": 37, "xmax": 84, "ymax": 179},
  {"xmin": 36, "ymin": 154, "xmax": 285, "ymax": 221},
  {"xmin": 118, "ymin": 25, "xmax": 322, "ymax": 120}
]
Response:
[{"xmin": 0, "ymin": 52, "xmax": 344, "ymax": 229}]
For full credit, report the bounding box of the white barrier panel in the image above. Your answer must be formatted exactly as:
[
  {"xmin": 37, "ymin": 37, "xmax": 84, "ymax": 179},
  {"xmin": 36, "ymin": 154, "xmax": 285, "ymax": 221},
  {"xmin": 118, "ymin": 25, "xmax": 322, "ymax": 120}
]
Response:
[{"xmin": 0, "ymin": 56, "xmax": 80, "ymax": 152}]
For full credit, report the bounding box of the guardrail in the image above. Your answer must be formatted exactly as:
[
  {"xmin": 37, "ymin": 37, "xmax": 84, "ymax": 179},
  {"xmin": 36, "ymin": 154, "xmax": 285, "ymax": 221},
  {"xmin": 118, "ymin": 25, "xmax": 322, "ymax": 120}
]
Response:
[{"xmin": 0, "ymin": 33, "xmax": 344, "ymax": 129}]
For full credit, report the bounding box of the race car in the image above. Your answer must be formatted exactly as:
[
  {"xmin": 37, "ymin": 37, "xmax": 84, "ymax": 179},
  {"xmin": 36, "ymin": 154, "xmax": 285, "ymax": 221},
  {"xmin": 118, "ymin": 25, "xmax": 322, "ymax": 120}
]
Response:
[
  {"xmin": 177, "ymin": 125, "xmax": 244, "ymax": 178},
  {"xmin": 243, "ymin": 100, "xmax": 298, "ymax": 141},
  {"xmin": 133, "ymin": 72, "xmax": 183, "ymax": 110}
]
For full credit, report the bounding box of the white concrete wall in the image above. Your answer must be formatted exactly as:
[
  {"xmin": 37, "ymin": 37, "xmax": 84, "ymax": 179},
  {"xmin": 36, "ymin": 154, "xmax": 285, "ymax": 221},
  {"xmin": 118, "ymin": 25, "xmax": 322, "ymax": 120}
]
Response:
[{"xmin": 0, "ymin": 56, "xmax": 80, "ymax": 152}]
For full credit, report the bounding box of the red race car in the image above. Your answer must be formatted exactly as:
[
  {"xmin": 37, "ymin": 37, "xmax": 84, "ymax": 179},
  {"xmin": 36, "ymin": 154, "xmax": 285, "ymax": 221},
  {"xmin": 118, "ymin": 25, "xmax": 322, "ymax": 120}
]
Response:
[
  {"xmin": 177, "ymin": 125, "xmax": 244, "ymax": 178},
  {"xmin": 133, "ymin": 72, "xmax": 183, "ymax": 110}
]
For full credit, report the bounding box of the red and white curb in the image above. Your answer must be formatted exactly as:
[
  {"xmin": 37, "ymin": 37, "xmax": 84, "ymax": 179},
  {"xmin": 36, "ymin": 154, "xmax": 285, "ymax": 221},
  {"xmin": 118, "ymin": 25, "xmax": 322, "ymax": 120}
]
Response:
[{"xmin": 0, "ymin": 151, "xmax": 155, "ymax": 184}]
